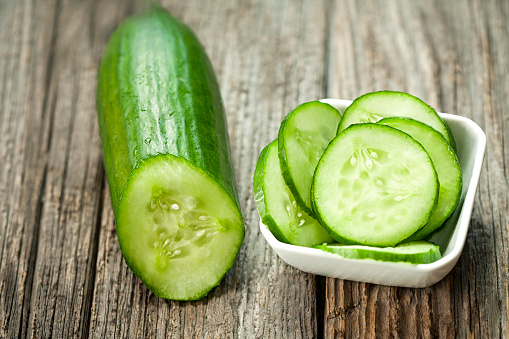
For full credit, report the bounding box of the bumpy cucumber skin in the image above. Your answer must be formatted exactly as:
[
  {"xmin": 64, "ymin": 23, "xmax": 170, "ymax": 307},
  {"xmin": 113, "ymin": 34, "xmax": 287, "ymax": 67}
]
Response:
[
  {"xmin": 97, "ymin": 8, "xmax": 238, "ymax": 212},
  {"xmin": 253, "ymin": 142, "xmax": 293, "ymax": 244},
  {"xmin": 338, "ymin": 91, "xmax": 456, "ymax": 149},
  {"xmin": 312, "ymin": 124, "xmax": 440, "ymax": 247},
  {"xmin": 315, "ymin": 241, "xmax": 442, "ymax": 264},
  {"xmin": 278, "ymin": 101, "xmax": 341, "ymax": 216},
  {"xmin": 97, "ymin": 8, "xmax": 244, "ymax": 300}
]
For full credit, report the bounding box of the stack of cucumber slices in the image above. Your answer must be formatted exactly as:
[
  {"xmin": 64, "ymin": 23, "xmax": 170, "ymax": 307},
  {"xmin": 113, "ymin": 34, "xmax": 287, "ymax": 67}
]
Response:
[{"xmin": 254, "ymin": 91, "xmax": 462, "ymax": 265}]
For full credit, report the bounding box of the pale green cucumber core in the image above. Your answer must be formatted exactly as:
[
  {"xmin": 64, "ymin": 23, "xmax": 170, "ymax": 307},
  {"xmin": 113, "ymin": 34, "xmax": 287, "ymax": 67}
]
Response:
[
  {"xmin": 117, "ymin": 154, "xmax": 243, "ymax": 300},
  {"xmin": 313, "ymin": 124, "xmax": 439, "ymax": 247}
]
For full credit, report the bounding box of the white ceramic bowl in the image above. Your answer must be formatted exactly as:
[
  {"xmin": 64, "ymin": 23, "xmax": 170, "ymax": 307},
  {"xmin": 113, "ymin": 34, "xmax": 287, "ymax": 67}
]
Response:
[{"xmin": 259, "ymin": 98, "xmax": 486, "ymax": 288}]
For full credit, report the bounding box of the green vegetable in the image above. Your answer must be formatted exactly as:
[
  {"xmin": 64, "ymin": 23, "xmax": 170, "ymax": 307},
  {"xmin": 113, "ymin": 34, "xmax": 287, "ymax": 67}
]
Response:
[
  {"xmin": 378, "ymin": 117, "xmax": 462, "ymax": 240},
  {"xmin": 254, "ymin": 140, "xmax": 333, "ymax": 247},
  {"xmin": 278, "ymin": 101, "xmax": 341, "ymax": 215},
  {"xmin": 96, "ymin": 8, "xmax": 244, "ymax": 301},
  {"xmin": 315, "ymin": 241, "xmax": 441, "ymax": 264},
  {"xmin": 338, "ymin": 91, "xmax": 456, "ymax": 148},
  {"xmin": 312, "ymin": 124, "xmax": 439, "ymax": 247}
]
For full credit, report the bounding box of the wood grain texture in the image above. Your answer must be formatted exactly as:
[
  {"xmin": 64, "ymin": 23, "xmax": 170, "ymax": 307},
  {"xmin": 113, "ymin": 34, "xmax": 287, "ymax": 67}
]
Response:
[
  {"xmin": 17, "ymin": 0, "xmax": 106, "ymax": 337},
  {"xmin": 0, "ymin": 0, "xmax": 507, "ymax": 338},
  {"xmin": 325, "ymin": 0, "xmax": 509, "ymax": 338},
  {"xmin": 88, "ymin": 0, "xmax": 328, "ymax": 338},
  {"xmin": 0, "ymin": 0, "xmax": 59, "ymax": 338}
]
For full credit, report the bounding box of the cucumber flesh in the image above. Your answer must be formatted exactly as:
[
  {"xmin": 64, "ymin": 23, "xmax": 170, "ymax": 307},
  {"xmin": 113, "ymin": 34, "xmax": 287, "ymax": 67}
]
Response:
[
  {"xmin": 312, "ymin": 124, "xmax": 439, "ymax": 247},
  {"xmin": 338, "ymin": 91, "xmax": 455, "ymax": 149},
  {"xmin": 117, "ymin": 154, "xmax": 244, "ymax": 301},
  {"xmin": 278, "ymin": 101, "xmax": 341, "ymax": 214},
  {"xmin": 315, "ymin": 241, "xmax": 441, "ymax": 264},
  {"xmin": 378, "ymin": 118, "xmax": 462, "ymax": 240},
  {"xmin": 254, "ymin": 140, "xmax": 333, "ymax": 247}
]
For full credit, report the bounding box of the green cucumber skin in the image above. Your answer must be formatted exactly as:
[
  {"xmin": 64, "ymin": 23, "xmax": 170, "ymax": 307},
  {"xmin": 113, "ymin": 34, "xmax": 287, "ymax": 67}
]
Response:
[
  {"xmin": 339, "ymin": 91, "xmax": 456, "ymax": 149},
  {"xmin": 278, "ymin": 103, "xmax": 312, "ymax": 216},
  {"xmin": 278, "ymin": 101, "xmax": 340, "ymax": 216},
  {"xmin": 315, "ymin": 242, "xmax": 441, "ymax": 264},
  {"xmin": 97, "ymin": 8, "xmax": 238, "ymax": 214},
  {"xmin": 253, "ymin": 142, "xmax": 293, "ymax": 244},
  {"xmin": 97, "ymin": 9, "xmax": 243, "ymax": 299}
]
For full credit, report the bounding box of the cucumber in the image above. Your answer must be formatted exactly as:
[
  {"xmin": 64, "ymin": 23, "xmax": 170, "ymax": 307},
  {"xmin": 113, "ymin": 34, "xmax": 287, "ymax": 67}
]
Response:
[
  {"xmin": 378, "ymin": 118, "xmax": 462, "ymax": 240},
  {"xmin": 312, "ymin": 124, "xmax": 439, "ymax": 247},
  {"xmin": 96, "ymin": 8, "xmax": 244, "ymax": 300},
  {"xmin": 254, "ymin": 140, "xmax": 333, "ymax": 247},
  {"xmin": 278, "ymin": 101, "xmax": 341, "ymax": 214},
  {"xmin": 338, "ymin": 91, "xmax": 456, "ymax": 148},
  {"xmin": 315, "ymin": 241, "xmax": 441, "ymax": 264}
]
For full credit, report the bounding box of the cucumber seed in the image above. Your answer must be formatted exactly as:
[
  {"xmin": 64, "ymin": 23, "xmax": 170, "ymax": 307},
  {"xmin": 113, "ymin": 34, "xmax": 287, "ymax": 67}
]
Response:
[{"xmin": 365, "ymin": 159, "xmax": 373, "ymax": 169}]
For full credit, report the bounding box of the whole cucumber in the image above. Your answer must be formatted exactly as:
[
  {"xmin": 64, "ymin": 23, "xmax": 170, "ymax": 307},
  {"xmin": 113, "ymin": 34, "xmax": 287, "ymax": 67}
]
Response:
[{"xmin": 97, "ymin": 7, "xmax": 244, "ymax": 301}]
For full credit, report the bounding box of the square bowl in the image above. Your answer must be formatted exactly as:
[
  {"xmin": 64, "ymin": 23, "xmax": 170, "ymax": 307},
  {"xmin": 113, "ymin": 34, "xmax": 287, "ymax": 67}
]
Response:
[{"xmin": 259, "ymin": 98, "xmax": 486, "ymax": 288}]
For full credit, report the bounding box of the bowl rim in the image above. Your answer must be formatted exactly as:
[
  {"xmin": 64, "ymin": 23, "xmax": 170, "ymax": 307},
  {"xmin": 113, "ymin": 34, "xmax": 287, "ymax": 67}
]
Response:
[{"xmin": 259, "ymin": 98, "xmax": 487, "ymax": 272}]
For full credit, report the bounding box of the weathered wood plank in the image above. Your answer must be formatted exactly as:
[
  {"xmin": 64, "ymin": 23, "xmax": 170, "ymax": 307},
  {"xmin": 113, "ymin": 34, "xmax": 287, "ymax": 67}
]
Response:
[
  {"xmin": 0, "ymin": 0, "xmax": 59, "ymax": 338},
  {"xmin": 22, "ymin": 0, "xmax": 107, "ymax": 337},
  {"xmin": 88, "ymin": 0, "xmax": 329, "ymax": 337},
  {"xmin": 325, "ymin": 0, "xmax": 509, "ymax": 338},
  {"xmin": 0, "ymin": 0, "xmax": 507, "ymax": 337}
]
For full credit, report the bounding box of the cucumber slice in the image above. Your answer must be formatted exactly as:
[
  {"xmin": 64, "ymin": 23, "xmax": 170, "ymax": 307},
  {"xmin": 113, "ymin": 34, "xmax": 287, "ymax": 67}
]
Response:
[
  {"xmin": 315, "ymin": 241, "xmax": 441, "ymax": 264},
  {"xmin": 117, "ymin": 154, "xmax": 244, "ymax": 300},
  {"xmin": 254, "ymin": 140, "xmax": 334, "ymax": 247},
  {"xmin": 278, "ymin": 101, "xmax": 341, "ymax": 215},
  {"xmin": 338, "ymin": 91, "xmax": 456, "ymax": 148},
  {"xmin": 378, "ymin": 118, "xmax": 462, "ymax": 240},
  {"xmin": 312, "ymin": 124, "xmax": 439, "ymax": 247}
]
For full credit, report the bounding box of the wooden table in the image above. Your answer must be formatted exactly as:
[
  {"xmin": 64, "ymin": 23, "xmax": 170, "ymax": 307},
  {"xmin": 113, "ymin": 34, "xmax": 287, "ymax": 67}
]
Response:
[{"xmin": 1, "ymin": 0, "xmax": 507, "ymax": 337}]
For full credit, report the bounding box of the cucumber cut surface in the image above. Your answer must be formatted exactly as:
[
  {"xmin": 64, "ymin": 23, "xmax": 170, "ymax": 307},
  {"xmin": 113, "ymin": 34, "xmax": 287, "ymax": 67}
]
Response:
[
  {"xmin": 315, "ymin": 241, "xmax": 441, "ymax": 264},
  {"xmin": 378, "ymin": 118, "xmax": 462, "ymax": 240},
  {"xmin": 312, "ymin": 124, "xmax": 439, "ymax": 247},
  {"xmin": 278, "ymin": 101, "xmax": 341, "ymax": 215},
  {"xmin": 117, "ymin": 154, "xmax": 244, "ymax": 300},
  {"xmin": 338, "ymin": 91, "xmax": 455, "ymax": 148},
  {"xmin": 254, "ymin": 140, "xmax": 333, "ymax": 247}
]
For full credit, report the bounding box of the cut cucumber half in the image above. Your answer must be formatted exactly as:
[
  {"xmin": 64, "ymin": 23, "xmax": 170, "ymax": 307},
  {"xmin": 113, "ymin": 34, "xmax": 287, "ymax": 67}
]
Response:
[
  {"xmin": 97, "ymin": 8, "xmax": 244, "ymax": 300},
  {"xmin": 312, "ymin": 124, "xmax": 439, "ymax": 247},
  {"xmin": 254, "ymin": 140, "xmax": 334, "ymax": 247},
  {"xmin": 116, "ymin": 154, "xmax": 244, "ymax": 300},
  {"xmin": 338, "ymin": 91, "xmax": 456, "ymax": 149},
  {"xmin": 378, "ymin": 117, "xmax": 462, "ymax": 240},
  {"xmin": 278, "ymin": 101, "xmax": 341, "ymax": 215},
  {"xmin": 315, "ymin": 241, "xmax": 441, "ymax": 264}
]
